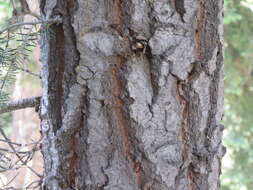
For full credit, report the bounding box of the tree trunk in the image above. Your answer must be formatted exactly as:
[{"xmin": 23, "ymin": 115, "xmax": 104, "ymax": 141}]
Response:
[{"xmin": 39, "ymin": 0, "xmax": 225, "ymax": 189}]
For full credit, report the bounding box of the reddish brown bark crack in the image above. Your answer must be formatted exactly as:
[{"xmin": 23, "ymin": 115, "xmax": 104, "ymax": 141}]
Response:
[
  {"xmin": 104, "ymin": 1, "xmax": 148, "ymax": 188},
  {"xmin": 110, "ymin": 0, "xmax": 124, "ymax": 35},
  {"xmin": 110, "ymin": 57, "xmax": 132, "ymax": 157},
  {"xmin": 68, "ymin": 137, "xmax": 79, "ymax": 186},
  {"xmin": 195, "ymin": 1, "xmax": 206, "ymax": 61},
  {"xmin": 184, "ymin": 1, "xmax": 223, "ymax": 189},
  {"xmin": 176, "ymin": 81, "xmax": 193, "ymax": 189},
  {"xmin": 195, "ymin": 0, "xmax": 220, "ymax": 63},
  {"xmin": 41, "ymin": 0, "xmax": 84, "ymax": 188},
  {"xmin": 60, "ymin": 1, "xmax": 82, "ymax": 187},
  {"xmin": 46, "ymin": 24, "xmax": 65, "ymax": 132},
  {"xmin": 107, "ymin": 56, "xmax": 144, "ymax": 189},
  {"xmin": 176, "ymin": 75, "xmax": 205, "ymax": 190},
  {"xmin": 55, "ymin": 25, "xmax": 65, "ymax": 118}
]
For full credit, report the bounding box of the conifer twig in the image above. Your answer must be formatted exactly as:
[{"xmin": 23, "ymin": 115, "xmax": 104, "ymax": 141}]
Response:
[{"xmin": 0, "ymin": 96, "xmax": 41, "ymax": 114}]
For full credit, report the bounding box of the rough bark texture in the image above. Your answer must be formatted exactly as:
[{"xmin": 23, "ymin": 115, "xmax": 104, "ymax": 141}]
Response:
[{"xmin": 40, "ymin": 0, "xmax": 225, "ymax": 189}]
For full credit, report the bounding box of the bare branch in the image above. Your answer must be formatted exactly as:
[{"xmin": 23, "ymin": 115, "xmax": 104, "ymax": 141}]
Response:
[
  {"xmin": 20, "ymin": 0, "xmax": 30, "ymax": 13},
  {"xmin": 0, "ymin": 17, "xmax": 62, "ymax": 34},
  {"xmin": 0, "ymin": 96, "xmax": 41, "ymax": 114},
  {"xmin": 0, "ymin": 128, "xmax": 42, "ymax": 178},
  {"xmin": 2, "ymin": 172, "xmax": 19, "ymax": 188},
  {"xmin": 10, "ymin": 0, "xmax": 16, "ymax": 10},
  {"xmin": 15, "ymin": 66, "xmax": 41, "ymax": 78},
  {"xmin": 26, "ymin": 11, "xmax": 40, "ymax": 19},
  {"xmin": 20, "ymin": 0, "xmax": 40, "ymax": 19}
]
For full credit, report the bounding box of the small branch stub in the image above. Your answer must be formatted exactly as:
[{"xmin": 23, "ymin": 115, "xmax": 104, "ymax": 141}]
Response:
[
  {"xmin": 0, "ymin": 17, "xmax": 62, "ymax": 35},
  {"xmin": 0, "ymin": 96, "xmax": 41, "ymax": 114}
]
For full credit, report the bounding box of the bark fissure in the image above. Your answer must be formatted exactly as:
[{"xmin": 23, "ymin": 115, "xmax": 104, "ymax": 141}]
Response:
[
  {"xmin": 40, "ymin": 0, "xmax": 88, "ymax": 189},
  {"xmin": 179, "ymin": 0, "xmax": 225, "ymax": 189},
  {"xmin": 173, "ymin": 0, "xmax": 186, "ymax": 23},
  {"xmin": 107, "ymin": 59, "xmax": 144, "ymax": 189},
  {"xmin": 104, "ymin": 1, "xmax": 151, "ymax": 188}
]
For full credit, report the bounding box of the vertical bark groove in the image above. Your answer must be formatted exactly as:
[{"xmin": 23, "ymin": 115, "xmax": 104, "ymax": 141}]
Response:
[{"xmin": 40, "ymin": 0, "xmax": 87, "ymax": 189}]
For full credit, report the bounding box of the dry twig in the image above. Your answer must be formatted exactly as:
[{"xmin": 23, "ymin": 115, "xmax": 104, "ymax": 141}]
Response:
[
  {"xmin": 0, "ymin": 96, "xmax": 41, "ymax": 114},
  {"xmin": 0, "ymin": 125, "xmax": 42, "ymax": 189}
]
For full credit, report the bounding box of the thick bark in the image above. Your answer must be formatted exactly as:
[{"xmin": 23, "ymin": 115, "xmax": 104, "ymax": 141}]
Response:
[{"xmin": 40, "ymin": 0, "xmax": 225, "ymax": 189}]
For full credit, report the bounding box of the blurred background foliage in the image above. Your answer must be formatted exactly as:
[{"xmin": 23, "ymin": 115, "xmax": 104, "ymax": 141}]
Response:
[
  {"xmin": 0, "ymin": 0, "xmax": 13, "ymax": 132},
  {"xmin": 222, "ymin": 0, "xmax": 253, "ymax": 189},
  {"xmin": 0, "ymin": 0, "xmax": 39, "ymax": 134},
  {"xmin": 0, "ymin": 1, "xmax": 12, "ymax": 19},
  {"xmin": 0, "ymin": 0, "xmax": 252, "ymax": 189}
]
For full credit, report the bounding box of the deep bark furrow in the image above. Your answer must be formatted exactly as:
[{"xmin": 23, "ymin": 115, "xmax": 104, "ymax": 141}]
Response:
[
  {"xmin": 40, "ymin": 0, "xmax": 87, "ymax": 189},
  {"xmin": 106, "ymin": 59, "xmax": 143, "ymax": 189},
  {"xmin": 185, "ymin": 1, "xmax": 224, "ymax": 189}
]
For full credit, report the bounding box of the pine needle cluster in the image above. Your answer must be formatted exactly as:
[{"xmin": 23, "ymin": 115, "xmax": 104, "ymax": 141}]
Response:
[{"xmin": 0, "ymin": 25, "xmax": 39, "ymax": 107}]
